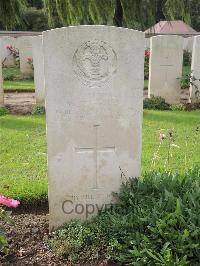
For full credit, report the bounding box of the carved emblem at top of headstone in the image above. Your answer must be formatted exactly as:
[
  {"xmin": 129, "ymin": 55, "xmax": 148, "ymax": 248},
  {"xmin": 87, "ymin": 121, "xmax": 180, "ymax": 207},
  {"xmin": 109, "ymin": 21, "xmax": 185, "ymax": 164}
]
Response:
[{"xmin": 73, "ymin": 40, "xmax": 117, "ymax": 86}]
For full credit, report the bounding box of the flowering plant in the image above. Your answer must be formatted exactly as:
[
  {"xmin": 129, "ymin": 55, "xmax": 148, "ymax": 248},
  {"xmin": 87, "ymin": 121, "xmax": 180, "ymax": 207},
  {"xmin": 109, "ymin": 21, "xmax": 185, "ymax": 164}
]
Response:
[
  {"xmin": 145, "ymin": 49, "xmax": 150, "ymax": 58},
  {"xmin": 27, "ymin": 56, "xmax": 34, "ymax": 70},
  {"xmin": 2, "ymin": 44, "xmax": 19, "ymax": 66},
  {"xmin": 0, "ymin": 195, "xmax": 20, "ymax": 254}
]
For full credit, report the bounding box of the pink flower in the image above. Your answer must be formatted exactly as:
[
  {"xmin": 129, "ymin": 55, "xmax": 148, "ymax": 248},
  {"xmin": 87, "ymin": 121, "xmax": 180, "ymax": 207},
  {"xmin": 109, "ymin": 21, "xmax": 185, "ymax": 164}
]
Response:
[
  {"xmin": 0, "ymin": 195, "xmax": 20, "ymax": 208},
  {"xmin": 27, "ymin": 56, "xmax": 32, "ymax": 62},
  {"xmin": 6, "ymin": 44, "xmax": 12, "ymax": 49},
  {"xmin": 145, "ymin": 50, "xmax": 150, "ymax": 58}
]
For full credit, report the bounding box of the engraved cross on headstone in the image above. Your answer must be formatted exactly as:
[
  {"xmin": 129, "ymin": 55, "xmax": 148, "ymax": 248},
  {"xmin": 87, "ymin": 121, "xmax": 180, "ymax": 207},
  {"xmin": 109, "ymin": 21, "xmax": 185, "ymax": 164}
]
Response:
[
  {"xmin": 75, "ymin": 125, "xmax": 115, "ymax": 189},
  {"xmin": 160, "ymin": 54, "xmax": 173, "ymax": 81}
]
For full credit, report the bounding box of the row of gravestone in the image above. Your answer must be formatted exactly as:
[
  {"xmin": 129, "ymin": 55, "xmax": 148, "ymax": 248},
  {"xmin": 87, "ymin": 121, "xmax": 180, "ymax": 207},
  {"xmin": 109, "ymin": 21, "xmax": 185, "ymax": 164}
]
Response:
[
  {"xmin": 0, "ymin": 35, "xmax": 45, "ymax": 106},
  {"xmin": 0, "ymin": 36, "xmax": 33, "ymax": 76},
  {"xmin": 148, "ymin": 35, "xmax": 200, "ymax": 104},
  {"xmin": 0, "ymin": 27, "xmax": 199, "ymax": 230},
  {"xmin": 1, "ymin": 33, "xmax": 200, "ymax": 108}
]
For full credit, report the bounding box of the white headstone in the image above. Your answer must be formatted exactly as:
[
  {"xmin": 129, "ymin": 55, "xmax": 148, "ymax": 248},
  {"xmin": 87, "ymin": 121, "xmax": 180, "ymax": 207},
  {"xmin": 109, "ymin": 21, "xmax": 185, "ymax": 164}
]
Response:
[
  {"xmin": 43, "ymin": 26, "xmax": 144, "ymax": 230},
  {"xmin": 148, "ymin": 35, "xmax": 183, "ymax": 104},
  {"xmin": 32, "ymin": 35, "xmax": 45, "ymax": 105},
  {"xmin": 0, "ymin": 60, "xmax": 3, "ymax": 107},
  {"xmin": 183, "ymin": 36, "xmax": 194, "ymax": 52},
  {"xmin": 17, "ymin": 36, "xmax": 33, "ymax": 78},
  {"xmin": 190, "ymin": 36, "xmax": 200, "ymax": 102},
  {"xmin": 0, "ymin": 36, "xmax": 17, "ymax": 67}
]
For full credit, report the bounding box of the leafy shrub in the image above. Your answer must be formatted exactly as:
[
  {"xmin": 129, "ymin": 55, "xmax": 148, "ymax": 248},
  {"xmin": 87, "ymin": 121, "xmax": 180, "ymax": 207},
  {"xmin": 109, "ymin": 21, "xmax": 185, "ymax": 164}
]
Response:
[
  {"xmin": 31, "ymin": 104, "xmax": 45, "ymax": 115},
  {"xmin": 170, "ymin": 104, "xmax": 185, "ymax": 111},
  {"xmin": 183, "ymin": 50, "xmax": 192, "ymax": 66},
  {"xmin": 49, "ymin": 167, "xmax": 200, "ymax": 265},
  {"xmin": 2, "ymin": 64, "xmax": 22, "ymax": 81},
  {"xmin": 144, "ymin": 49, "xmax": 150, "ymax": 80},
  {"xmin": 185, "ymin": 102, "xmax": 200, "ymax": 111},
  {"xmin": 0, "ymin": 195, "xmax": 20, "ymax": 254},
  {"xmin": 3, "ymin": 73, "xmax": 16, "ymax": 81},
  {"xmin": 0, "ymin": 107, "xmax": 9, "ymax": 116},
  {"xmin": 143, "ymin": 96, "xmax": 170, "ymax": 110},
  {"xmin": 179, "ymin": 72, "xmax": 191, "ymax": 89}
]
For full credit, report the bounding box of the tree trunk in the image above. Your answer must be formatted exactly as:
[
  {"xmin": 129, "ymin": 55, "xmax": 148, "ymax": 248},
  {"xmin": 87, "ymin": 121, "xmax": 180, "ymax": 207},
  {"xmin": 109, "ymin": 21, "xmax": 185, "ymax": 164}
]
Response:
[{"xmin": 113, "ymin": 0, "xmax": 123, "ymax": 27}]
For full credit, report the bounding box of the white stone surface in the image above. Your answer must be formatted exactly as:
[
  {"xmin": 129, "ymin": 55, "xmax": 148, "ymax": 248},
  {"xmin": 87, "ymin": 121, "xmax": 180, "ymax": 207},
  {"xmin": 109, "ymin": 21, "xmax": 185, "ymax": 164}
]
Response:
[
  {"xmin": 190, "ymin": 36, "xmax": 200, "ymax": 102},
  {"xmin": 0, "ymin": 36, "xmax": 17, "ymax": 66},
  {"xmin": 0, "ymin": 58, "xmax": 3, "ymax": 106},
  {"xmin": 43, "ymin": 26, "xmax": 144, "ymax": 230},
  {"xmin": 17, "ymin": 36, "xmax": 33, "ymax": 78},
  {"xmin": 183, "ymin": 37, "xmax": 194, "ymax": 52},
  {"xmin": 32, "ymin": 35, "xmax": 45, "ymax": 104},
  {"xmin": 148, "ymin": 35, "xmax": 183, "ymax": 104},
  {"xmin": 145, "ymin": 38, "xmax": 150, "ymax": 49}
]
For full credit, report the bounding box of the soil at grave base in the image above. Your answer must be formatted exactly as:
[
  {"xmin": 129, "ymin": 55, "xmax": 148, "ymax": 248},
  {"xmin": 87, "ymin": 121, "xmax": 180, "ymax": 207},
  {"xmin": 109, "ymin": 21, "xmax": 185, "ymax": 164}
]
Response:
[
  {"xmin": 0, "ymin": 209, "xmax": 116, "ymax": 266},
  {"xmin": 4, "ymin": 92, "xmax": 35, "ymax": 115}
]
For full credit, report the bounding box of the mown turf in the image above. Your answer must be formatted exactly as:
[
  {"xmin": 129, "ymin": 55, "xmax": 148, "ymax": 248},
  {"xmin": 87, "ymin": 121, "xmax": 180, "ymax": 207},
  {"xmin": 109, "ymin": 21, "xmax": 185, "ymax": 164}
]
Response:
[
  {"xmin": 0, "ymin": 115, "xmax": 47, "ymax": 201},
  {"xmin": 0, "ymin": 110, "xmax": 199, "ymax": 201},
  {"xmin": 4, "ymin": 80, "xmax": 34, "ymax": 91}
]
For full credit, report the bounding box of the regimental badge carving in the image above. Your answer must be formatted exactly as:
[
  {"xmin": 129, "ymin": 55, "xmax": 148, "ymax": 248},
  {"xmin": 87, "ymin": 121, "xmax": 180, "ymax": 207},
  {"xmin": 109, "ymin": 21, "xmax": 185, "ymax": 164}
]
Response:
[{"xmin": 73, "ymin": 40, "xmax": 117, "ymax": 86}]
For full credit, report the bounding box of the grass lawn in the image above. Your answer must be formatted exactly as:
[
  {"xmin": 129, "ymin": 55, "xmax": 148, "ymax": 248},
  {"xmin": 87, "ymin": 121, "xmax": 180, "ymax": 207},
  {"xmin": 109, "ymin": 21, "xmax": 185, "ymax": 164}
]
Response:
[
  {"xmin": 4, "ymin": 80, "xmax": 34, "ymax": 91},
  {"xmin": 0, "ymin": 115, "xmax": 47, "ymax": 201},
  {"xmin": 0, "ymin": 110, "xmax": 199, "ymax": 201}
]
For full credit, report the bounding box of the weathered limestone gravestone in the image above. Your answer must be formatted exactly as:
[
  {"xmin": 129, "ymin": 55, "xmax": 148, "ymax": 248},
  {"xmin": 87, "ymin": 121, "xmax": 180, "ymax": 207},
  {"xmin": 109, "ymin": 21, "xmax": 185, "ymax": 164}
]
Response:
[
  {"xmin": 148, "ymin": 35, "xmax": 183, "ymax": 104},
  {"xmin": 183, "ymin": 36, "xmax": 194, "ymax": 52},
  {"xmin": 0, "ymin": 60, "xmax": 3, "ymax": 107},
  {"xmin": 0, "ymin": 36, "xmax": 17, "ymax": 66},
  {"xmin": 32, "ymin": 35, "xmax": 45, "ymax": 105},
  {"xmin": 190, "ymin": 36, "xmax": 200, "ymax": 102},
  {"xmin": 43, "ymin": 26, "xmax": 144, "ymax": 230},
  {"xmin": 17, "ymin": 36, "xmax": 33, "ymax": 78}
]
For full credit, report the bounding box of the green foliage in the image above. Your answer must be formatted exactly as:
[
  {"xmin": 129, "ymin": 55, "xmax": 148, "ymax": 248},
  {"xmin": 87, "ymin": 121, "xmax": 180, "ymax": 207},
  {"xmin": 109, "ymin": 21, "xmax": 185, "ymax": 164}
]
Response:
[
  {"xmin": 44, "ymin": 0, "xmax": 192, "ymax": 30},
  {"xmin": 50, "ymin": 167, "xmax": 200, "ymax": 265},
  {"xmin": 144, "ymin": 50, "xmax": 150, "ymax": 80},
  {"xmin": 179, "ymin": 72, "xmax": 191, "ymax": 90},
  {"xmin": 170, "ymin": 104, "xmax": 185, "ymax": 111},
  {"xmin": 3, "ymin": 65, "xmax": 23, "ymax": 81},
  {"xmin": 23, "ymin": 7, "xmax": 49, "ymax": 31},
  {"xmin": 32, "ymin": 105, "xmax": 45, "ymax": 115},
  {"xmin": 0, "ymin": 0, "xmax": 27, "ymax": 30},
  {"xmin": 183, "ymin": 50, "xmax": 192, "ymax": 66},
  {"xmin": 144, "ymin": 96, "xmax": 170, "ymax": 110},
  {"xmin": 0, "ymin": 107, "xmax": 9, "ymax": 116},
  {"xmin": 0, "ymin": 208, "xmax": 13, "ymax": 254}
]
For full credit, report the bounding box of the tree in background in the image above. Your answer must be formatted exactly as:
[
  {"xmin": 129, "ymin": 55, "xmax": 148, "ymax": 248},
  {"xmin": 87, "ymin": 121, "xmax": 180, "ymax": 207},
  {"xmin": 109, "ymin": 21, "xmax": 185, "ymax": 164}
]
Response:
[
  {"xmin": 0, "ymin": 0, "xmax": 26, "ymax": 30},
  {"xmin": 44, "ymin": 0, "xmax": 194, "ymax": 31},
  {"xmin": 0, "ymin": 0, "xmax": 199, "ymax": 31}
]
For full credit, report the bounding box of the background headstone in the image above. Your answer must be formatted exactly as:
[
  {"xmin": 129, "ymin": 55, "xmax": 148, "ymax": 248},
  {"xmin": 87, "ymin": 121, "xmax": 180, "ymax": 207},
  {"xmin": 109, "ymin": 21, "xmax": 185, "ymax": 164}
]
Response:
[
  {"xmin": 32, "ymin": 35, "xmax": 45, "ymax": 105},
  {"xmin": 190, "ymin": 36, "xmax": 200, "ymax": 102},
  {"xmin": 183, "ymin": 36, "xmax": 194, "ymax": 52},
  {"xmin": 0, "ymin": 36, "xmax": 17, "ymax": 67},
  {"xmin": 17, "ymin": 36, "xmax": 33, "ymax": 78},
  {"xmin": 43, "ymin": 26, "xmax": 144, "ymax": 230},
  {"xmin": 148, "ymin": 35, "xmax": 183, "ymax": 104}
]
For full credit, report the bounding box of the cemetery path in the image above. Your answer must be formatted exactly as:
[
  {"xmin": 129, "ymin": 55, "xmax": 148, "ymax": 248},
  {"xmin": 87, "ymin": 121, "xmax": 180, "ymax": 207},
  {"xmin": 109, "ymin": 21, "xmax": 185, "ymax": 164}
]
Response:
[{"xmin": 4, "ymin": 92, "xmax": 35, "ymax": 115}]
